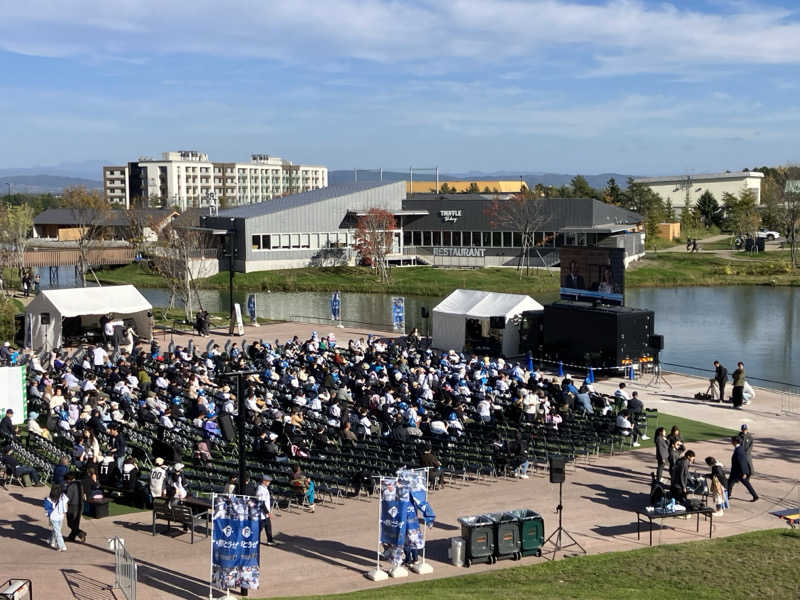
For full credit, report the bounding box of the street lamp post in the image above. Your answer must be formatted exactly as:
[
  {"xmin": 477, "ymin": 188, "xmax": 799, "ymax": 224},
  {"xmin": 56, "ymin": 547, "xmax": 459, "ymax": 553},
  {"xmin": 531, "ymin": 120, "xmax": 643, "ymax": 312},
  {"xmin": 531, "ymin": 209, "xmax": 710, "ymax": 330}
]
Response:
[{"xmin": 219, "ymin": 368, "xmax": 258, "ymax": 496}]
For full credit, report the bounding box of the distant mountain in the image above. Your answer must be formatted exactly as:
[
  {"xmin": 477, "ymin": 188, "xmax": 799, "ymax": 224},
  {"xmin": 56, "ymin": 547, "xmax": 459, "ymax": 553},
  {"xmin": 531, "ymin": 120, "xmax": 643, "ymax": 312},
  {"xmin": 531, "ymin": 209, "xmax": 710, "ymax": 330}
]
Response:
[
  {"xmin": 328, "ymin": 170, "xmax": 633, "ymax": 189},
  {"xmin": 0, "ymin": 174, "xmax": 102, "ymax": 194}
]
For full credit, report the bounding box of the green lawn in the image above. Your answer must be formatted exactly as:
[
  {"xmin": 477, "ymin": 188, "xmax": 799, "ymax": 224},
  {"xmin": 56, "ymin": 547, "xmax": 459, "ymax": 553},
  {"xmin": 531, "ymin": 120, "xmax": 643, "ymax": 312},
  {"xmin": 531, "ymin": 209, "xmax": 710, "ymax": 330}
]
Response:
[
  {"xmin": 97, "ymin": 254, "xmax": 800, "ymax": 300},
  {"xmin": 264, "ymin": 529, "xmax": 800, "ymax": 600},
  {"xmin": 634, "ymin": 411, "xmax": 738, "ymax": 451}
]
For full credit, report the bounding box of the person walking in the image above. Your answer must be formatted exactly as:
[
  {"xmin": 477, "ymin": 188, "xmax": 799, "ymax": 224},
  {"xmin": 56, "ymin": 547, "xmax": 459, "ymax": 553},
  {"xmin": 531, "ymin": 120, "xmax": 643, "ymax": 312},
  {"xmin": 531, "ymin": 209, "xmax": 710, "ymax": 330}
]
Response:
[
  {"xmin": 738, "ymin": 424, "xmax": 754, "ymax": 475},
  {"xmin": 713, "ymin": 361, "xmax": 728, "ymax": 403},
  {"xmin": 654, "ymin": 427, "xmax": 669, "ymax": 483},
  {"xmin": 670, "ymin": 449, "xmax": 695, "ymax": 507},
  {"xmin": 65, "ymin": 473, "xmax": 86, "ymax": 543},
  {"xmin": 256, "ymin": 474, "xmax": 276, "ymax": 545},
  {"xmin": 704, "ymin": 457, "xmax": 728, "ymax": 516},
  {"xmin": 731, "ymin": 362, "xmax": 746, "ymax": 409},
  {"xmin": 46, "ymin": 484, "xmax": 69, "ymax": 551},
  {"xmin": 727, "ymin": 436, "xmax": 758, "ymax": 502}
]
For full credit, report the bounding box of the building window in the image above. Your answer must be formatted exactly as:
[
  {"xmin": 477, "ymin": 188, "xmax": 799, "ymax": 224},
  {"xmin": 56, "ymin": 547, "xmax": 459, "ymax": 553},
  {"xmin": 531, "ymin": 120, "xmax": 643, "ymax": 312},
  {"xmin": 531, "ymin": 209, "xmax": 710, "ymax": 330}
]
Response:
[
  {"xmin": 252, "ymin": 235, "xmax": 262, "ymax": 250},
  {"xmin": 300, "ymin": 234, "xmax": 310, "ymax": 248},
  {"xmin": 493, "ymin": 232, "xmax": 502, "ymax": 247},
  {"xmin": 452, "ymin": 231, "xmax": 462, "ymax": 247},
  {"xmin": 503, "ymin": 232, "xmax": 512, "ymax": 247},
  {"xmin": 423, "ymin": 231, "xmax": 432, "ymax": 246},
  {"xmin": 432, "ymin": 231, "xmax": 441, "ymax": 246},
  {"xmin": 412, "ymin": 231, "xmax": 422, "ymax": 246},
  {"xmin": 403, "ymin": 231, "xmax": 412, "ymax": 246},
  {"xmin": 534, "ymin": 231, "xmax": 543, "ymax": 246},
  {"xmin": 482, "ymin": 232, "xmax": 491, "ymax": 246},
  {"xmin": 513, "ymin": 232, "xmax": 522, "ymax": 247},
  {"xmin": 291, "ymin": 234, "xmax": 300, "ymax": 249},
  {"xmin": 442, "ymin": 231, "xmax": 452, "ymax": 246},
  {"xmin": 281, "ymin": 234, "xmax": 290, "ymax": 249}
]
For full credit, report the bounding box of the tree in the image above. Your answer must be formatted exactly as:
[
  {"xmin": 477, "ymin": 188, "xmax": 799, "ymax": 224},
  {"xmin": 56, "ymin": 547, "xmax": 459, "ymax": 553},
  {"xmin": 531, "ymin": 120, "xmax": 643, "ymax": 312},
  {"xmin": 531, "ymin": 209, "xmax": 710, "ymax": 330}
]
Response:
[
  {"xmin": 603, "ymin": 177, "xmax": 623, "ymax": 205},
  {"xmin": 123, "ymin": 206, "xmax": 155, "ymax": 256},
  {"xmin": 149, "ymin": 217, "xmax": 209, "ymax": 322},
  {"xmin": 0, "ymin": 203, "xmax": 34, "ymax": 282},
  {"xmin": 696, "ymin": 190, "xmax": 721, "ymax": 228},
  {"xmin": 783, "ymin": 181, "xmax": 800, "ymax": 268},
  {"xmin": 439, "ymin": 183, "xmax": 455, "ymax": 194},
  {"xmin": 570, "ymin": 175, "xmax": 600, "ymax": 200},
  {"xmin": 61, "ymin": 186, "xmax": 111, "ymax": 287},
  {"xmin": 467, "ymin": 182, "xmax": 480, "ymax": 193},
  {"xmin": 664, "ymin": 199, "xmax": 675, "ymax": 222},
  {"xmin": 722, "ymin": 188, "xmax": 760, "ymax": 239},
  {"xmin": 484, "ymin": 190, "xmax": 547, "ymax": 275},
  {"xmin": 482, "ymin": 186, "xmax": 491, "ymax": 193},
  {"xmin": 353, "ymin": 208, "xmax": 396, "ymax": 284}
]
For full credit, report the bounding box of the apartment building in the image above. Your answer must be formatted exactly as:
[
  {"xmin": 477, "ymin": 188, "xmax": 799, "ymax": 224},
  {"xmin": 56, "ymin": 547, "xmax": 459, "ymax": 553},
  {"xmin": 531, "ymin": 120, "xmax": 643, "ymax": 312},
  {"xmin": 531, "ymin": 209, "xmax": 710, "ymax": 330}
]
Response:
[
  {"xmin": 102, "ymin": 165, "xmax": 131, "ymax": 208},
  {"xmin": 103, "ymin": 151, "xmax": 327, "ymax": 210}
]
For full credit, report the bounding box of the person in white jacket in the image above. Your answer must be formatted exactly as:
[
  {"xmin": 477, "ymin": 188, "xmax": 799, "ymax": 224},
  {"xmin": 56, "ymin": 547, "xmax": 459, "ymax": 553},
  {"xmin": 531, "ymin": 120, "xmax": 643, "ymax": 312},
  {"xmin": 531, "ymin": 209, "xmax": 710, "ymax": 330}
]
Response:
[{"xmin": 46, "ymin": 484, "xmax": 70, "ymax": 551}]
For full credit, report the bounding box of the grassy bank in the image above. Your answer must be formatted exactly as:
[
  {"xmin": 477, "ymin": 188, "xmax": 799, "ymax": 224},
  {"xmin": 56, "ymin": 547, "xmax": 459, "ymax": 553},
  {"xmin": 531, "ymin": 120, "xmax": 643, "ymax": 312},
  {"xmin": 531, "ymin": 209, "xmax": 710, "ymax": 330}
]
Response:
[
  {"xmin": 95, "ymin": 252, "xmax": 800, "ymax": 299},
  {"xmin": 266, "ymin": 529, "xmax": 800, "ymax": 600}
]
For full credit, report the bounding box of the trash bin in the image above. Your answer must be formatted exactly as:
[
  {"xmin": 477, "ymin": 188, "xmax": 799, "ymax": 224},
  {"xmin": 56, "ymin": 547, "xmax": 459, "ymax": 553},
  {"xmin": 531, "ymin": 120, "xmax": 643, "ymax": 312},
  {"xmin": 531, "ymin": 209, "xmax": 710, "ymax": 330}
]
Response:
[
  {"xmin": 449, "ymin": 536, "xmax": 465, "ymax": 567},
  {"xmin": 458, "ymin": 515, "xmax": 496, "ymax": 567},
  {"xmin": 485, "ymin": 511, "xmax": 521, "ymax": 561},
  {"xmin": 510, "ymin": 509, "xmax": 545, "ymax": 557}
]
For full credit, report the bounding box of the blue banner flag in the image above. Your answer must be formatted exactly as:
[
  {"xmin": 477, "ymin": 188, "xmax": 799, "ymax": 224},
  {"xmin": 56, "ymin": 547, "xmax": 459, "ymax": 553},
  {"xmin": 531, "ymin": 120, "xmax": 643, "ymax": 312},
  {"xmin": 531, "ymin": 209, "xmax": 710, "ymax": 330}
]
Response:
[
  {"xmin": 330, "ymin": 291, "xmax": 341, "ymax": 321},
  {"xmin": 391, "ymin": 297, "xmax": 405, "ymax": 331},
  {"xmin": 212, "ymin": 496, "xmax": 261, "ymax": 590},
  {"xmin": 247, "ymin": 294, "xmax": 256, "ymax": 322}
]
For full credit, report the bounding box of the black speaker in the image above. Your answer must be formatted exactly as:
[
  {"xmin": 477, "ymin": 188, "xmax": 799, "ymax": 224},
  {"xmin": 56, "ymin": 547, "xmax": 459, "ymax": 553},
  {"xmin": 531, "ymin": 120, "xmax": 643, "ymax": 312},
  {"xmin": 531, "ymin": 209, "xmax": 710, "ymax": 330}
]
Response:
[
  {"xmin": 549, "ymin": 454, "xmax": 566, "ymax": 484},
  {"xmin": 649, "ymin": 334, "xmax": 664, "ymax": 351},
  {"xmin": 420, "ymin": 307, "xmax": 429, "ymax": 319},
  {"xmin": 40, "ymin": 312, "xmax": 50, "ymax": 325},
  {"xmin": 219, "ymin": 414, "xmax": 236, "ymax": 442}
]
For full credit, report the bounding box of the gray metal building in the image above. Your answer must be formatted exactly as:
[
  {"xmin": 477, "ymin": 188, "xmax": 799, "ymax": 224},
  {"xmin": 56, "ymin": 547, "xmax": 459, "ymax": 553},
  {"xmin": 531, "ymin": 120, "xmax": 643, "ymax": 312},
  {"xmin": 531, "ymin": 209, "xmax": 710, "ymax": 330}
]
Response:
[
  {"xmin": 200, "ymin": 182, "xmax": 644, "ymax": 272},
  {"xmin": 201, "ymin": 181, "xmax": 406, "ymax": 271}
]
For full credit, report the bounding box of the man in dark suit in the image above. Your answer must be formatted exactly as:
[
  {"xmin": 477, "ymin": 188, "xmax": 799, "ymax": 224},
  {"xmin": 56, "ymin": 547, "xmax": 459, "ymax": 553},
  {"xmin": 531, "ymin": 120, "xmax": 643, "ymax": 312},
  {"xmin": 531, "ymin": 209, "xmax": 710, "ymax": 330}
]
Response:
[
  {"xmin": 713, "ymin": 361, "xmax": 728, "ymax": 402},
  {"xmin": 727, "ymin": 436, "xmax": 758, "ymax": 502},
  {"xmin": 739, "ymin": 424, "xmax": 754, "ymax": 475},
  {"xmin": 670, "ymin": 449, "xmax": 695, "ymax": 506},
  {"xmin": 0, "ymin": 409, "xmax": 17, "ymax": 441},
  {"xmin": 564, "ymin": 261, "xmax": 585, "ymax": 290}
]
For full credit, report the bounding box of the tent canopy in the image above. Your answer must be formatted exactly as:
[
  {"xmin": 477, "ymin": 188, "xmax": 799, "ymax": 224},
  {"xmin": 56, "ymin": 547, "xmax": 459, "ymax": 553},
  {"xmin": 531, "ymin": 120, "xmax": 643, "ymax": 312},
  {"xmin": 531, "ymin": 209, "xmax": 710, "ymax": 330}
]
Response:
[
  {"xmin": 432, "ymin": 289, "xmax": 543, "ymax": 356},
  {"xmin": 33, "ymin": 285, "xmax": 152, "ymax": 318},
  {"xmin": 25, "ymin": 285, "xmax": 152, "ymax": 351}
]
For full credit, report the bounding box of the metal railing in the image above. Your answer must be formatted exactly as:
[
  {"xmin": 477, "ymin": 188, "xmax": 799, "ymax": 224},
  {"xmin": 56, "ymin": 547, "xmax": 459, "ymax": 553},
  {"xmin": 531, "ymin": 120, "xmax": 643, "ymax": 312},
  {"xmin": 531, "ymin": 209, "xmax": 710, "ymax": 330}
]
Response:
[
  {"xmin": 113, "ymin": 537, "xmax": 137, "ymax": 600},
  {"xmin": 781, "ymin": 388, "xmax": 800, "ymax": 416}
]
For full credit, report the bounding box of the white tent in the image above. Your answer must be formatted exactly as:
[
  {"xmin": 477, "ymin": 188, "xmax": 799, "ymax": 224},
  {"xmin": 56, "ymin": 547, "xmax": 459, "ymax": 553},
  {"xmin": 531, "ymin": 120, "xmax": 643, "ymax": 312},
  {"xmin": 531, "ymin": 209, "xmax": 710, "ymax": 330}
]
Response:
[
  {"xmin": 432, "ymin": 289, "xmax": 543, "ymax": 356},
  {"xmin": 25, "ymin": 285, "xmax": 152, "ymax": 351}
]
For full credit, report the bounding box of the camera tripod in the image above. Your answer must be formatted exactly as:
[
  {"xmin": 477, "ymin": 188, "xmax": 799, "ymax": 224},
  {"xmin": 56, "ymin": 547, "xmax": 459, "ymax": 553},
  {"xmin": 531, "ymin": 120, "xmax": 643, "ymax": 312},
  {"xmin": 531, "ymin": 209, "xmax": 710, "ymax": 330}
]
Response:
[
  {"xmin": 542, "ymin": 480, "xmax": 586, "ymax": 559},
  {"xmin": 646, "ymin": 361, "xmax": 672, "ymax": 389}
]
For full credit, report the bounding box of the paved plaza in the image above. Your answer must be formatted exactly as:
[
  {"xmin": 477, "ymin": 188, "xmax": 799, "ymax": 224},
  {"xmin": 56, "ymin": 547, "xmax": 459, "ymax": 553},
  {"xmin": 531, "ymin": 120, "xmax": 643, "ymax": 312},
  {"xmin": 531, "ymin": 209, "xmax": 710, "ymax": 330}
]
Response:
[{"xmin": 1, "ymin": 321, "xmax": 797, "ymax": 599}]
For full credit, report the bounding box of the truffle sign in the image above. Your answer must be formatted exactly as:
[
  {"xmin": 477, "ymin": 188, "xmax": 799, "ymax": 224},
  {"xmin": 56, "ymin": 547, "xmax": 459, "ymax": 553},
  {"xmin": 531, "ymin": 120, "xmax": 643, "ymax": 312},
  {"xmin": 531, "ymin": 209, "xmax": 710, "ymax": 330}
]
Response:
[
  {"xmin": 433, "ymin": 247, "xmax": 486, "ymax": 257},
  {"xmin": 439, "ymin": 210, "xmax": 462, "ymax": 223}
]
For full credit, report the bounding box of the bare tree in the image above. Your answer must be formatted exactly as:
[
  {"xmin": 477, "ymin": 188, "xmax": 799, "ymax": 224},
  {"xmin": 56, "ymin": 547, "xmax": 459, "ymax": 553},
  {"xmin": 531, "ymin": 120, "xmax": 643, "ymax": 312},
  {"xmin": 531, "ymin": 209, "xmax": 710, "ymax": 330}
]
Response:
[
  {"xmin": 353, "ymin": 208, "xmax": 396, "ymax": 284},
  {"xmin": 149, "ymin": 219, "xmax": 209, "ymax": 322},
  {"xmin": 484, "ymin": 190, "xmax": 548, "ymax": 274},
  {"xmin": 122, "ymin": 206, "xmax": 154, "ymax": 257},
  {"xmin": 0, "ymin": 203, "xmax": 35, "ymax": 283},
  {"xmin": 784, "ymin": 182, "xmax": 800, "ymax": 268},
  {"xmin": 62, "ymin": 186, "xmax": 111, "ymax": 286}
]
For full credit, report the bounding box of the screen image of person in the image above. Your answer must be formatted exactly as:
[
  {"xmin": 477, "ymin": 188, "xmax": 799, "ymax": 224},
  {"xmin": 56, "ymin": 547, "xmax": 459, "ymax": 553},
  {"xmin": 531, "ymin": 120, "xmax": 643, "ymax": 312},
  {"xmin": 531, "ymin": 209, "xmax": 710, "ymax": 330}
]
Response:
[
  {"xmin": 597, "ymin": 266, "xmax": 615, "ymax": 294},
  {"xmin": 563, "ymin": 261, "xmax": 585, "ymax": 290}
]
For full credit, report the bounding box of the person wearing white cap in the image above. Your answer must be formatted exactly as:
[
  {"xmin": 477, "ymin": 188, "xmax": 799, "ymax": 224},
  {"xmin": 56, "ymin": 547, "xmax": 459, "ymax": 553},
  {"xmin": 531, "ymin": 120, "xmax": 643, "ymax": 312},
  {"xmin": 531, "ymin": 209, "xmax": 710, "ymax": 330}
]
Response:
[
  {"xmin": 256, "ymin": 474, "xmax": 275, "ymax": 545},
  {"xmin": 149, "ymin": 457, "xmax": 167, "ymax": 500}
]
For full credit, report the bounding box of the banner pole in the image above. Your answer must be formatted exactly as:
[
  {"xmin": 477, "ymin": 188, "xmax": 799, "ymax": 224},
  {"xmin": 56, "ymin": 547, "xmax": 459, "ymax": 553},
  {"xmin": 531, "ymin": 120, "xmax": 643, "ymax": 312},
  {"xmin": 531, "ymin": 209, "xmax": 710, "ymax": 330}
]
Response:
[
  {"xmin": 209, "ymin": 492, "xmax": 215, "ymax": 600},
  {"xmin": 366, "ymin": 477, "xmax": 388, "ymax": 581}
]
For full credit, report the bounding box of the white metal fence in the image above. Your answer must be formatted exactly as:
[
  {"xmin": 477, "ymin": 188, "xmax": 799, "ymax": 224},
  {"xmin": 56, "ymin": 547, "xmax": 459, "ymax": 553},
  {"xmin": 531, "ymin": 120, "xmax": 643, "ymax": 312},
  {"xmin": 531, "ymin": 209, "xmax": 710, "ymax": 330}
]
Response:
[
  {"xmin": 781, "ymin": 388, "xmax": 800, "ymax": 416},
  {"xmin": 113, "ymin": 537, "xmax": 137, "ymax": 600}
]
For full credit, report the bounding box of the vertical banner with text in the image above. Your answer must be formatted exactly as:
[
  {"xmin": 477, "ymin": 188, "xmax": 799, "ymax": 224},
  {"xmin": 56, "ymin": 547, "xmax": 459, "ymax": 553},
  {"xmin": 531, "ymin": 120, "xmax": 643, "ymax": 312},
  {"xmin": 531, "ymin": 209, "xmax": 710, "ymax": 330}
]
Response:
[
  {"xmin": 391, "ymin": 297, "xmax": 405, "ymax": 332},
  {"xmin": 212, "ymin": 495, "xmax": 261, "ymax": 591}
]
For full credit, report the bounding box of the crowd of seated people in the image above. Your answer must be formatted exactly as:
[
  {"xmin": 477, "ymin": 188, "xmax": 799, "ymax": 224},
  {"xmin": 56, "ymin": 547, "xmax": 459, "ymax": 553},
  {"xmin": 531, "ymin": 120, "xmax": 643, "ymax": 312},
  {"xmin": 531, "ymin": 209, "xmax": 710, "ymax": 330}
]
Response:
[{"xmin": 2, "ymin": 331, "xmax": 647, "ymax": 512}]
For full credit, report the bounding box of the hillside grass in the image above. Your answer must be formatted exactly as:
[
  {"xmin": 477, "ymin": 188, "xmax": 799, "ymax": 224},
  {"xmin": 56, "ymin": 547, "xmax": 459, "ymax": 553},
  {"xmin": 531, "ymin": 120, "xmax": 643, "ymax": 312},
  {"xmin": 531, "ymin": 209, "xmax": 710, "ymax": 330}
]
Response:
[{"xmin": 265, "ymin": 529, "xmax": 800, "ymax": 600}]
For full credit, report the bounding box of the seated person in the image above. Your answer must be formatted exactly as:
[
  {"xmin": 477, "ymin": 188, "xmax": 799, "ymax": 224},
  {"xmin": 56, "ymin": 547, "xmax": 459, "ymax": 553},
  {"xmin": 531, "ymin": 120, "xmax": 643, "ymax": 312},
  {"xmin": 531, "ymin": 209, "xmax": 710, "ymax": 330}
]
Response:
[
  {"xmin": 2, "ymin": 446, "xmax": 44, "ymax": 486},
  {"xmin": 290, "ymin": 463, "xmax": 315, "ymax": 512},
  {"xmin": 615, "ymin": 410, "xmax": 645, "ymax": 447}
]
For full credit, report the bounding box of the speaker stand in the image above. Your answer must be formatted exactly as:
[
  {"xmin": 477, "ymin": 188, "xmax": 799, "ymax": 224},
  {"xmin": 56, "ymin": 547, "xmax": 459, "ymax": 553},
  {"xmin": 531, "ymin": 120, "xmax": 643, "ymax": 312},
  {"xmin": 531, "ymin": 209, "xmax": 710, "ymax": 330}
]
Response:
[
  {"xmin": 542, "ymin": 481, "xmax": 586, "ymax": 560},
  {"xmin": 646, "ymin": 362, "xmax": 672, "ymax": 389}
]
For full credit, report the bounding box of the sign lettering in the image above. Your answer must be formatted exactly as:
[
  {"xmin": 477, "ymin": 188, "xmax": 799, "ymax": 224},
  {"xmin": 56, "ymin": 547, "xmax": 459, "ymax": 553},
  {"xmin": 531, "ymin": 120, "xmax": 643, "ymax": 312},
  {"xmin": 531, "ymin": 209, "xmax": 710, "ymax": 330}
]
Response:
[
  {"xmin": 439, "ymin": 210, "xmax": 462, "ymax": 222},
  {"xmin": 432, "ymin": 247, "xmax": 486, "ymax": 257}
]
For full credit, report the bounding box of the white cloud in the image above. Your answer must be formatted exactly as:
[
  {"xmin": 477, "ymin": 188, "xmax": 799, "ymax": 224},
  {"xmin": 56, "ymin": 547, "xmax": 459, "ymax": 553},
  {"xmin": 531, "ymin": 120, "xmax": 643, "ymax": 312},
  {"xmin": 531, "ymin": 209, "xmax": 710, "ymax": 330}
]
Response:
[{"xmin": 2, "ymin": 0, "xmax": 800, "ymax": 75}]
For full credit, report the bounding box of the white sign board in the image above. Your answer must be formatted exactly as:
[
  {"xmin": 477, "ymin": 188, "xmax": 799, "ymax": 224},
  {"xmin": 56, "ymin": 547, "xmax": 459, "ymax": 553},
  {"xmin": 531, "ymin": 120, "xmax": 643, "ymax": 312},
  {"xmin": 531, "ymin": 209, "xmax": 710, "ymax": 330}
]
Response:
[
  {"xmin": 0, "ymin": 366, "xmax": 27, "ymax": 424},
  {"xmin": 233, "ymin": 303, "xmax": 245, "ymax": 336}
]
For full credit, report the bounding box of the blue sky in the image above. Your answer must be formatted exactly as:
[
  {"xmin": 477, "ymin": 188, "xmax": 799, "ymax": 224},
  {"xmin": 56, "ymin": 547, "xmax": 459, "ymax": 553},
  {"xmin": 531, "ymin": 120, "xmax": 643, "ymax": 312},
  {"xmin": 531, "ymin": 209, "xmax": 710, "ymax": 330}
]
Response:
[{"xmin": 1, "ymin": 0, "xmax": 799, "ymax": 176}]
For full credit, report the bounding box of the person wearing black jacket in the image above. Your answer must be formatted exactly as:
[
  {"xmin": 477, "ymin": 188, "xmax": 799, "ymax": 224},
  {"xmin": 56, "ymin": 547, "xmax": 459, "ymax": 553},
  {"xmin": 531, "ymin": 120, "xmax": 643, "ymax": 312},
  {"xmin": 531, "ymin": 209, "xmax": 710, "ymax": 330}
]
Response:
[
  {"xmin": 0, "ymin": 409, "xmax": 17, "ymax": 441},
  {"xmin": 713, "ymin": 361, "xmax": 728, "ymax": 402},
  {"xmin": 670, "ymin": 450, "xmax": 695, "ymax": 506},
  {"xmin": 738, "ymin": 424, "xmax": 754, "ymax": 474},
  {"xmin": 64, "ymin": 473, "xmax": 86, "ymax": 543},
  {"xmin": 727, "ymin": 436, "xmax": 758, "ymax": 502},
  {"xmin": 108, "ymin": 425, "xmax": 126, "ymax": 472},
  {"xmin": 654, "ymin": 427, "xmax": 669, "ymax": 483}
]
